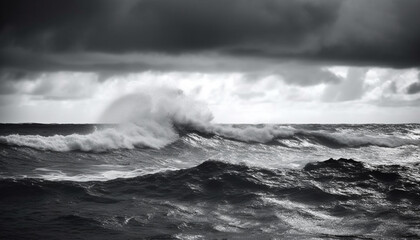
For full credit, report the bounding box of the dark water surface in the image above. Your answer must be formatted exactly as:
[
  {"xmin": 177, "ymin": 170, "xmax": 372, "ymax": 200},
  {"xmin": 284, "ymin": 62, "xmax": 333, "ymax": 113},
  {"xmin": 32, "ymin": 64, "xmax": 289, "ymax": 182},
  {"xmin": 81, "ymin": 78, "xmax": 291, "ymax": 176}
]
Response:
[{"xmin": 1, "ymin": 124, "xmax": 419, "ymax": 239}]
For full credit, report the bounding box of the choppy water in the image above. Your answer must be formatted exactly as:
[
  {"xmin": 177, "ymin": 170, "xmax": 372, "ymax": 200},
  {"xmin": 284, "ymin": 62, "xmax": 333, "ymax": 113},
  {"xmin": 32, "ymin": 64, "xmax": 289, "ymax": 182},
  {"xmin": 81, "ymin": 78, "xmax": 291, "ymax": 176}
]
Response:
[{"xmin": 0, "ymin": 123, "xmax": 419, "ymax": 239}]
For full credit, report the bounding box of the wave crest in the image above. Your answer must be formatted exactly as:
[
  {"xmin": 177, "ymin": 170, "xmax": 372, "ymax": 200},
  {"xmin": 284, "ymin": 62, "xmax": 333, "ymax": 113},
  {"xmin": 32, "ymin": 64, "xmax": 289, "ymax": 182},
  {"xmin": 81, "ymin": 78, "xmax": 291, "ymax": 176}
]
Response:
[
  {"xmin": 0, "ymin": 87, "xmax": 211, "ymax": 152},
  {"xmin": 0, "ymin": 124, "xmax": 177, "ymax": 152},
  {"xmin": 0, "ymin": 87, "xmax": 418, "ymax": 152}
]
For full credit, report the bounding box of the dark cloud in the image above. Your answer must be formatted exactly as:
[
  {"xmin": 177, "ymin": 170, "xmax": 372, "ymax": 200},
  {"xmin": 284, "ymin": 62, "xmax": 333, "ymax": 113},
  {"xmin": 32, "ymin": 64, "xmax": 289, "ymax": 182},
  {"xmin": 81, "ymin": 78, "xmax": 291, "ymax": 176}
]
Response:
[
  {"xmin": 276, "ymin": 66, "xmax": 341, "ymax": 86},
  {"xmin": 406, "ymin": 82, "xmax": 420, "ymax": 95},
  {"xmin": 0, "ymin": 69, "xmax": 40, "ymax": 94},
  {"xmin": 1, "ymin": 0, "xmax": 420, "ymax": 74},
  {"xmin": 405, "ymin": 72, "xmax": 420, "ymax": 94},
  {"xmin": 1, "ymin": 0, "xmax": 338, "ymax": 52},
  {"xmin": 242, "ymin": 65, "xmax": 341, "ymax": 86},
  {"xmin": 0, "ymin": 48, "xmax": 341, "ymax": 88}
]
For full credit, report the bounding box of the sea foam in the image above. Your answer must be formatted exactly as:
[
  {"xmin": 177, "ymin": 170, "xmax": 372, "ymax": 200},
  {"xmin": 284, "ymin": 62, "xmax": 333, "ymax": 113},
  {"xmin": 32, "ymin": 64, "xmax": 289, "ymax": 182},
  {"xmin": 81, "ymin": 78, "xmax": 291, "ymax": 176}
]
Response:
[
  {"xmin": 0, "ymin": 88, "xmax": 210, "ymax": 152},
  {"xmin": 0, "ymin": 87, "xmax": 418, "ymax": 152}
]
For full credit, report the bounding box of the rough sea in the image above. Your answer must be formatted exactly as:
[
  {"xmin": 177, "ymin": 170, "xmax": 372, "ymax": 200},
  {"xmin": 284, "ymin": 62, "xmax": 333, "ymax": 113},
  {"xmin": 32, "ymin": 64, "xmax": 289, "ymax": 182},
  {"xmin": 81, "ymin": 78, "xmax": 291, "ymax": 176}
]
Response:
[{"xmin": 0, "ymin": 122, "xmax": 419, "ymax": 239}]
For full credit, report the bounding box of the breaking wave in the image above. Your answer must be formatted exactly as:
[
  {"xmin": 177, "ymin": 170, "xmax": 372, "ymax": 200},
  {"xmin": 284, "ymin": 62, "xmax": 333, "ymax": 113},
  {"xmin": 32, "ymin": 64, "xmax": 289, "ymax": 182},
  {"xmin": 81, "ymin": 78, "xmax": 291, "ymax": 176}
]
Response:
[
  {"xmin": 0, "ymin": 124, "xmax": 177, "ymax": 152},
  {"xmin": 0, "ymin": 88, "xmax": 210, "ymax": 152},
  {"xmin": 2, "ymin": 158, "xmax": 419, "ymax": 202},
  {"xmin": 0, "ymin": 87, "xmax": 418, "ymax": 152}
]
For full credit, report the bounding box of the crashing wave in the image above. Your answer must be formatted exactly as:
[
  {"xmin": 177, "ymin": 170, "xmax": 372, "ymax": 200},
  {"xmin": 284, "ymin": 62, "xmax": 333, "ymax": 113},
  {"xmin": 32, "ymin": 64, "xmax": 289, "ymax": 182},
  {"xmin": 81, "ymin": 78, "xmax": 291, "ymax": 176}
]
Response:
[
  {"xmin": 0, "ymin": 87, "xmax": 418, "ymax": 152},
  {"xmin": 0, "ymin": 124, "xmax": 177, "ymax": 152},
  {"xmin": 0, "ymin": 87, "xmax": 210, "ymax": 152}
]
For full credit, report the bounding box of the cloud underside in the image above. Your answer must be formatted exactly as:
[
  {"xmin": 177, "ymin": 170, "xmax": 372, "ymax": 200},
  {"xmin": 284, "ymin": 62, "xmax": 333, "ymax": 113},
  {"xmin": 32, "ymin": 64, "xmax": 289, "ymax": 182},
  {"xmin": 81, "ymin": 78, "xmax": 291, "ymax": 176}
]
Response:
[
  {"xmin": 1, "ymin": 0, "xmax": 420, "ymax": 73},
  {"xmin": 1, "ymin": 0, "xmax": 420, "ymax": 123}
]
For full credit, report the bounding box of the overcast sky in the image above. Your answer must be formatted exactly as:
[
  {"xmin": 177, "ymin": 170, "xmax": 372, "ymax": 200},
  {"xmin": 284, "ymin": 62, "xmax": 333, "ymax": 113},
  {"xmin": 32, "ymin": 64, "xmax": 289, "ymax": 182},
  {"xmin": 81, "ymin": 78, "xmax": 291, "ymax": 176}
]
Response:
[{"xmin": 1, "ymin": 0, "xmax": 419, "ymax": 123}]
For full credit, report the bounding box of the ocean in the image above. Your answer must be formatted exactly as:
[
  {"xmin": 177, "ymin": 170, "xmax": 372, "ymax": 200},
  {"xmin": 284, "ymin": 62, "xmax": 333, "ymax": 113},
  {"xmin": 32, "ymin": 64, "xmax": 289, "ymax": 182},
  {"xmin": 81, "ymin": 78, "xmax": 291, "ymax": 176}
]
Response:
[{"xmin": 0, "ymin": 123, "xmax": 419, "ymax": 239}]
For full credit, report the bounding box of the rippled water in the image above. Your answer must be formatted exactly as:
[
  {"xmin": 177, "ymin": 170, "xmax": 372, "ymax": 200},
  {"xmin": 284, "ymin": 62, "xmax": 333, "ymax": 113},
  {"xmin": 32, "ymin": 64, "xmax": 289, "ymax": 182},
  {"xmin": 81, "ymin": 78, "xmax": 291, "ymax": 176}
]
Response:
[{"xmin": 1, "ymin": 124, "xmax": 419, "ymax": 239}]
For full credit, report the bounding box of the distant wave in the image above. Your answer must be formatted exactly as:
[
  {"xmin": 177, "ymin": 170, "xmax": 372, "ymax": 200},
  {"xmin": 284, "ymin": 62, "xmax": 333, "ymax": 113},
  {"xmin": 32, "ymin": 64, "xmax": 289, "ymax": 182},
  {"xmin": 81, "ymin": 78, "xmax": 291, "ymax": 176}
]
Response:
[
  {"xmin": 283, "ymin": 130, "xmax": 419, "ymax": 148},
  {"xmin": 198, "ymin": 125, "xmax": 419, "ymax": 148}
]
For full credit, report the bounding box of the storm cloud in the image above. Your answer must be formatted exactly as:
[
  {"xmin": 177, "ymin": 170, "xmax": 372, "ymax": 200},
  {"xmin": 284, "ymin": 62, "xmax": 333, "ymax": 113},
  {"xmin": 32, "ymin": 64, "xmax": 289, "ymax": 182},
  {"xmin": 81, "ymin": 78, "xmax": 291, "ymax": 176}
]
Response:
[
  {"xmin": 1, "ymin": 0, "xmax": 420, "ymax": 123},
  {"xmin": 404, "ymin": 72, "xmax": 420, "ymax": 95},
  {"xmin": 1, "ymin": 0, "xmax": 420, "ymax": 73}
]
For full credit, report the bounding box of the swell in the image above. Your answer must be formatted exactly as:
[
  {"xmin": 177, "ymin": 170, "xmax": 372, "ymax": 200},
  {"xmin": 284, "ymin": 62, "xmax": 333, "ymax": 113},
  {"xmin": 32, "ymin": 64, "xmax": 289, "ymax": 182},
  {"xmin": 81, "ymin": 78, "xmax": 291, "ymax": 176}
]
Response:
[
  {"xmin": 2, "ymin": 159, "xmax": 420, "ymax": 239},
  {"xmin": 286, "ymin": 130, "xmax": 419, "ymax": 148},
  {"xmin": 2, "ymin": 159, "xmax": 419, "ymax": 204}
]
